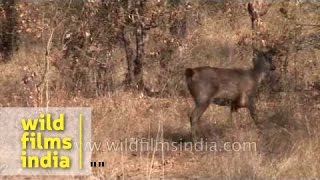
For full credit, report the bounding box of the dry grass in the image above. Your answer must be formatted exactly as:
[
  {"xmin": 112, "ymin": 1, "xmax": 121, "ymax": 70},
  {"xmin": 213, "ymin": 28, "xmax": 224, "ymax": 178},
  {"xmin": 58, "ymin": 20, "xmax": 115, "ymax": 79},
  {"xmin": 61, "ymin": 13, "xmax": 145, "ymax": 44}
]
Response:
[{"xmin": 2, "ymin": 86, "xmax": 320, "ymax": 179}]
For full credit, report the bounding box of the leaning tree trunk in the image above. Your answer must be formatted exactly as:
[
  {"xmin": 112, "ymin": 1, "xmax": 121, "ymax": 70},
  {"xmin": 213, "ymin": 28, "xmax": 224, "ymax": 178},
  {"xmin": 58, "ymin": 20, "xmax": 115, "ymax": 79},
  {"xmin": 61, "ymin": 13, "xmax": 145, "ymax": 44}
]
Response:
[{"xmin": 247, "ymin": 0, "xmax": 271, "ymax": 48}]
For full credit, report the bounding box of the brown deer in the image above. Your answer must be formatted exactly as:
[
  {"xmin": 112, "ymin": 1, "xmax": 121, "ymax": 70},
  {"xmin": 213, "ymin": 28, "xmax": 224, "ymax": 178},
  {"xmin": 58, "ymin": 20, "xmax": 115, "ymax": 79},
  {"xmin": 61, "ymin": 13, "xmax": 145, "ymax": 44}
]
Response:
[{"xmin": 185, "ymin": 48, "xmax": 277, "ymax": 142}]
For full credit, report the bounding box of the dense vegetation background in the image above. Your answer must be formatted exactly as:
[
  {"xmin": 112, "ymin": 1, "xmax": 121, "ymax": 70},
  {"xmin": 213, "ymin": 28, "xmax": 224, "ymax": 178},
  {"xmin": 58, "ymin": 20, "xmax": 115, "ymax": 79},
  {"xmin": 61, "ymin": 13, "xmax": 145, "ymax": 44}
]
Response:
[{"xmin": 1, "ymin": 0, "xmax": 320, "ymax": 179}]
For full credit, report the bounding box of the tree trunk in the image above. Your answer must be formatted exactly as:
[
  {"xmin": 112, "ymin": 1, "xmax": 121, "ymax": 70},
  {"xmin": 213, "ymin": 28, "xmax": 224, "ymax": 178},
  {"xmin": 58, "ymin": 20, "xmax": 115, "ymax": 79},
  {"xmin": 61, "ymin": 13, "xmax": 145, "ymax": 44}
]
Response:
[
  {"xmin": 121, "ymin": 30, "xmax": 135, "ymax": 87},
  {"xmin": 0, "ymin": 0, "xmax": 17, "ymax": 62},
  {"xmin": 121, "ymin": 0, "xmax": 146, "ymax": 90},
  {"xmin": 134, "ymin": 23, "xmax": 145, "ymax": 90}
]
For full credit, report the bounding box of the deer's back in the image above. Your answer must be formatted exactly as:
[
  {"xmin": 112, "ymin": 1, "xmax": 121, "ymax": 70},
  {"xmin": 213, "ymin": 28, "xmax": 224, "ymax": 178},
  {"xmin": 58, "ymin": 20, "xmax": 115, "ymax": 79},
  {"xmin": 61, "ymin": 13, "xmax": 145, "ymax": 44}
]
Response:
[{"xmin": 186, "ymin": 66, "xmax": 256, "ymax": 101}]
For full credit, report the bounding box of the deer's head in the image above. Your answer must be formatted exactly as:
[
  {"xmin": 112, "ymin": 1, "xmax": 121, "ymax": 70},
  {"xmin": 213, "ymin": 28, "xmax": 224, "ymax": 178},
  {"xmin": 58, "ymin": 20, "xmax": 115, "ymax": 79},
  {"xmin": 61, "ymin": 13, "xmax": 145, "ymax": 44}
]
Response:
[{"xmin": 253, "ymin": 47, "xmax": 277, "ymax": 72}]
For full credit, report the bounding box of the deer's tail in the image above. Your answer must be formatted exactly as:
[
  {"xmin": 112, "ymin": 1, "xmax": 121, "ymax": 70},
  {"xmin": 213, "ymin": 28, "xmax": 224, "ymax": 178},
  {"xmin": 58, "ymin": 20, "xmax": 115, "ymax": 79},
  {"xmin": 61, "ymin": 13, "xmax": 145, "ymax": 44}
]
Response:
[
  {"xmin": 185, "ymin": 68, "xmax": 195, "ymax": 88},
  {"xmin": 185, "ymin": 68, "xmax": 194, "ymax": 79}
]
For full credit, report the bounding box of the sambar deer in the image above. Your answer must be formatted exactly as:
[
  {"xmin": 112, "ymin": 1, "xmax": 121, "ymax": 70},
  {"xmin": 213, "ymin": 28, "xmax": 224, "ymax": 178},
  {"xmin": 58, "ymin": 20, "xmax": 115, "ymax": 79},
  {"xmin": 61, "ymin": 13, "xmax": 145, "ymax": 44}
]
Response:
[{"xmin": 185, "ymin": 48, "xmax": 277, "ymax": 142}]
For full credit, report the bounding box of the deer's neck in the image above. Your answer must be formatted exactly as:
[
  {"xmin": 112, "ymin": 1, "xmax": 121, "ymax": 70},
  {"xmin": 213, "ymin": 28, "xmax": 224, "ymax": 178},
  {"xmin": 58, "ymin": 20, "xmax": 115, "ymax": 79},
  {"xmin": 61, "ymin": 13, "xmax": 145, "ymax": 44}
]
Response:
[{"xmin": 253, "ymin": 65, "xmax": 267, "ymax": 84}]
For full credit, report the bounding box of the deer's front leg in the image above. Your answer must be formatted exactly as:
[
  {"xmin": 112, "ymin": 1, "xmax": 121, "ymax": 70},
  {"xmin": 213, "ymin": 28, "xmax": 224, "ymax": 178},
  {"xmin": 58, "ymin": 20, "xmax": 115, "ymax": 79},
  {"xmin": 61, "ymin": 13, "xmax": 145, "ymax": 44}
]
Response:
[
  {"xmin": 229, "ymin": 107, "xmax": 233, "ymax": 127},
  {"xmin": 248, "ymin": 98, "xmax": 259, "ymax": 126},
  {"xmin": 229, "ymin": 101, "xmax": 238, "ymax": 127}
]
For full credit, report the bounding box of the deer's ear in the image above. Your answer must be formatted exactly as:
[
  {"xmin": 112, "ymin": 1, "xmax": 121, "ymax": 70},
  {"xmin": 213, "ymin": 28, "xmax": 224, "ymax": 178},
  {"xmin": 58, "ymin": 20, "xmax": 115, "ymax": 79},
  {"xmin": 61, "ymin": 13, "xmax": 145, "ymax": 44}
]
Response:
[
  {"xmin": 252, "ymin": 47, "xmax": 260, "ymax": 53},
  {"xmin": 269, "ymin": 48, "xmax": 278, "ymax": 56},
  {"xmin": 252, "ymin": 53, "xmax": 259, "ymax": 65}
]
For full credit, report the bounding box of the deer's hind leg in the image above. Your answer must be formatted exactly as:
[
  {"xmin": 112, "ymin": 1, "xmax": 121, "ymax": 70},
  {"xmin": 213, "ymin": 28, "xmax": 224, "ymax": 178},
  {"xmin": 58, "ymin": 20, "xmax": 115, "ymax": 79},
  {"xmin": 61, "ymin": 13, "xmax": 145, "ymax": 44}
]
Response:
[
  {"xmin": 190, "ymin": 101, "xmax": 209, "ymax": 142},
  {"xmin": 189, "ymin": 83, "xmax": 218, "ymax": 142}
]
